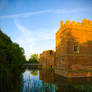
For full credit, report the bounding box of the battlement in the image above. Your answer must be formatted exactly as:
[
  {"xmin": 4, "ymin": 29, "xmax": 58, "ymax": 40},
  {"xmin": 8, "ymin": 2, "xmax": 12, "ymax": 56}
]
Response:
[
  {"xmin": 60, "ymin": 19, "xmax": 92, "ymax": 28},
  {"xmin": 41, "ymin": 50, "xmax": 55, "ymax": 55}
]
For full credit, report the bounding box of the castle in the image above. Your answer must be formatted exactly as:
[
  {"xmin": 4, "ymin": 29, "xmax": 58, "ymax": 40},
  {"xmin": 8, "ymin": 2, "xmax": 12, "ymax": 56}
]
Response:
[
  {"xmin": 40, "ymin": 19, "xmax": 92, "ymax": 77},
  {"xmin": 40, "ymin": 50, "xmax": 55, "ymax": 69}
]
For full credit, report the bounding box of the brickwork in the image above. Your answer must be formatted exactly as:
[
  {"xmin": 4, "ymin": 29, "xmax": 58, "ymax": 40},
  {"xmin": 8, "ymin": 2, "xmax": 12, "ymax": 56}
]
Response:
[
  {"xmin": 40, "ymin": 50, "xmax": 55, "ymax": 69},
  {"xmin": 55, "ymin": 19, "xmax": 92, "ymax": 77}
]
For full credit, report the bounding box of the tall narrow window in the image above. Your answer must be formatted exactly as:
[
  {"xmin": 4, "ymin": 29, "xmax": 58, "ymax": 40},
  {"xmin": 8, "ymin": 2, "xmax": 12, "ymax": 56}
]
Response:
[{"xmin": 73, "ymin": 45, "xmax": 79, "ymax": 53}]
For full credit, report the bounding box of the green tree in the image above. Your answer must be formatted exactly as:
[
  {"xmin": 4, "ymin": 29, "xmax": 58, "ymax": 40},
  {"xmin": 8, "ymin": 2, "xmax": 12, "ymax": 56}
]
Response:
[
  {"xmin": 0, "ymin": 29, "xmax": 26, "ymax": 91},
  {"xmin": 29, "ymin": 54, "xmax": 39, "ymax": 64}
]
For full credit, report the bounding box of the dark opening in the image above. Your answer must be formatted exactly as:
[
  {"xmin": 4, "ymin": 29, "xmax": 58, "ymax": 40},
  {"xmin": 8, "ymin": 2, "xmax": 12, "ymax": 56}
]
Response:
[
  {"xmin": 73, "ymin": 45, "xmax": 78, "ymax": 52},
  {"xmin": 50, "ymin": 50, "xmax": 52, "ymax": 55}
]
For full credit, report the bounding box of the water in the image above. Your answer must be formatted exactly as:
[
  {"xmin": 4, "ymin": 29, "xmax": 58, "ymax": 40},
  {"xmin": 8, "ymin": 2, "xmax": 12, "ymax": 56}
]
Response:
[
  {"xmin": 22, "ymin": 69, "xmax": 92, "ymax": 92},
  {"xmin": 22, "ymin": 69, "xmax": 56, "ymax": 92},
  {"xmin": 1, "ymin": 68, "xmax": 92, "ymax": 92}
]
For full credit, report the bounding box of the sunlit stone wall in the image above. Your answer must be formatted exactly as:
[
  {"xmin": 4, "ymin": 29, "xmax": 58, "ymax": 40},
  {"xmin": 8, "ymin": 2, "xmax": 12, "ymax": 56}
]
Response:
[
  {"xmin": 40, "ymin": 50, "xmax": 55, "ymax": 69},
  {"xmin": 56, "ymin": 19, "xmax": 92, "ymax": 73}
]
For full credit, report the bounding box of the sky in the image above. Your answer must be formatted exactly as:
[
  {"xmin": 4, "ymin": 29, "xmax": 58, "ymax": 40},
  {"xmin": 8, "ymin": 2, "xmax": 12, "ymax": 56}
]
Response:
[{"xmin": 0, "ymin": 0, "xmax": 92, "ymax": 59}]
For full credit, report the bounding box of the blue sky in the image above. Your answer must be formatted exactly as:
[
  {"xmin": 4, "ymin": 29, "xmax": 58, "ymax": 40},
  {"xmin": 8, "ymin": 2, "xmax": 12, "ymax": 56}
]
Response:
[{"xmin": 0, "ymin": 0, "xmax": 92, "ymax": 59}]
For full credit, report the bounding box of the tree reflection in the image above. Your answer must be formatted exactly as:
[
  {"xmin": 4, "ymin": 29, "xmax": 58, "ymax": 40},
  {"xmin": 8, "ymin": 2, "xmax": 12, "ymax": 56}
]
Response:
[
  {"xmin": 0, "ymin": 68, "xmax": 24, "ymax": 92},
  {"xmin": 30, "ymin": 70, "xmax": 38, "ymax": 76}
]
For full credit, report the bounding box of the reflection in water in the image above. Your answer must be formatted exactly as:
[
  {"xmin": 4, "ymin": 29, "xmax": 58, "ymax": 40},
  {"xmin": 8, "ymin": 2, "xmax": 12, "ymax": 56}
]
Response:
[
  {"xmin": 22, "ymin": 69, "xmax": 92, "ymax": 92},
  {"xmin": 0, "ymin": 68, "xmax": 24, "ymax": 92},
  {"xmin": 30, "ymin": 70, "xmax": 39, "ymax": 76},
  {"xmin": 1, "ymin": 68, "xmax": 92, "ymax": 92},
  {"xmin": 22, "ymin": 69, "xmax": 56, "ymax": 92}
]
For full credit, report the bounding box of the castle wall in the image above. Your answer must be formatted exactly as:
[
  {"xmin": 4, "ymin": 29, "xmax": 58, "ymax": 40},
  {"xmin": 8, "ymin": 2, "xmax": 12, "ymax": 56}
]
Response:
[
  {"xmin": 55, "ymin": 19, "xmax": 92, "ymax": 77},
  {"xmin": 40, "ymin": 50, "xmax": 55, "ymax": 69}
]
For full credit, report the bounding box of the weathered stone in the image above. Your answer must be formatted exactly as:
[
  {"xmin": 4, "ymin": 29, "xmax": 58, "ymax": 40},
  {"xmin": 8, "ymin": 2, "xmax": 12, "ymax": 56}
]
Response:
[
  {"xmin": 55, "ymin": 19, "xmax": 92, "ymax": 77},
  {"xmin": 40, "ymin": 50, "xmax": 55, "ymax": 69}
]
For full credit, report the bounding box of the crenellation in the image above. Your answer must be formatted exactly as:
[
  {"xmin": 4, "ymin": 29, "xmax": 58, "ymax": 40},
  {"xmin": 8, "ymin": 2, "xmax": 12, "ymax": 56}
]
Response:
[
  {"xmin": 82, "ymin": 18, "xmax": 88, "ymax": 24},
  {"xmin": 59, "ymin": 19, "xmax": 92, "ymax": 33},
  {"xmin": 60, "ymin": 20, "xmax": 63, "ymax": 27},
  {"xmin": 88, "ymin": 20, "xmax": 92, "ymax": 25},
  {"xmin": 71, "ymin": 21, "xmax": 76, "ymax": 25},
  {"xmin": 76, "ymin": 22, "xmax": 80, "ymax": 25},
  {"xmin": 61, "ymin": 19, "xmax": 92, "ymax": 31},
  {"xmin": 65, "ymin": 20, "xmax": 71, "ymax": 25}
]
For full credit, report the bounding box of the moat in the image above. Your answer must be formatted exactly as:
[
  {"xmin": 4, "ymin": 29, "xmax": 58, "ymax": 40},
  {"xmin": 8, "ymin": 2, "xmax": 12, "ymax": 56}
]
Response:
[
  {"xmin": 1, "ymin": 67, "xmax": 92, "ymax": 92},
  {"xmin": 21, "ymin": 69, "xmax": 92, "ymax": 92}
]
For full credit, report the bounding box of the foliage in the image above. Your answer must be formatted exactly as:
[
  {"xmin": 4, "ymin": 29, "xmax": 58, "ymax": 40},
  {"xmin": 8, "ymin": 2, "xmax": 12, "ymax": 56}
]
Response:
[
  {"xmin": 29, "ymin": 54, "xmax": 39, "ymax": 64},
  {"xmin": 0, "ymin": 29, "xmax": 26, "ymax": 91},
  {"xmin": 30, "ymin": 70, "xmax": 39, "ymax": 76}
]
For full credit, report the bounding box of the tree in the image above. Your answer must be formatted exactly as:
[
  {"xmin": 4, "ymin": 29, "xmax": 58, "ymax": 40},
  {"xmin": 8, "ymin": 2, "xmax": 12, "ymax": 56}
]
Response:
[
  {"xmin": 29, "ymin": 54, "xmax": 39, "ymax": 64},
  {"xmin": 0, "ymin": 29, "xmax": 26, "ymax": 91}
]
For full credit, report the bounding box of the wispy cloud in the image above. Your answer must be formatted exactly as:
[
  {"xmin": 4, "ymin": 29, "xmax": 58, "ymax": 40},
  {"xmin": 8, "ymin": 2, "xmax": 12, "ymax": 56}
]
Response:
[
  {"xmin": 14, "ymin": 20, "xmax": 57, "ymax": 60},
  {"xmin": 0, "ymin": 7, "xmax": 91, "ymax": 18}
]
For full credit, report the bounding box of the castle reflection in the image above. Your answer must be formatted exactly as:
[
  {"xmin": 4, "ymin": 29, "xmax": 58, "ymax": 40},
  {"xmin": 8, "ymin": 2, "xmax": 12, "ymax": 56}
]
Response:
[
  {"xmin": 22, "ymin": 69, "xmax": 92, "ymax": 92},
  {"xmin": 22, "ymin": 69, "xmax": 56, "ymax": 92}
]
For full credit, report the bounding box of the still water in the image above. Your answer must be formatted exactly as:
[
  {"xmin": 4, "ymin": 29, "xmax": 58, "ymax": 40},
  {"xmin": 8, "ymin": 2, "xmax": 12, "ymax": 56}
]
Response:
[{"xmin": 22, "ymin": 69, "xmax": 92, "ymax": 92}]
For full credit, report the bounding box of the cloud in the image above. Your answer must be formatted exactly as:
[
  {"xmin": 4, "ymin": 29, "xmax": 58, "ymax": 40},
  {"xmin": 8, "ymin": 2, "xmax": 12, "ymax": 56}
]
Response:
[
  {"xmin": 14, "ymin": 20, "xmax": 35, "ymax": 59},
  {"xmin": 14, "ymin": 20, "xmax": 57, "ymax": 60},
  {"xmin": 0, "ymin": 7, "xmax": 91, "ymax": 18}
]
